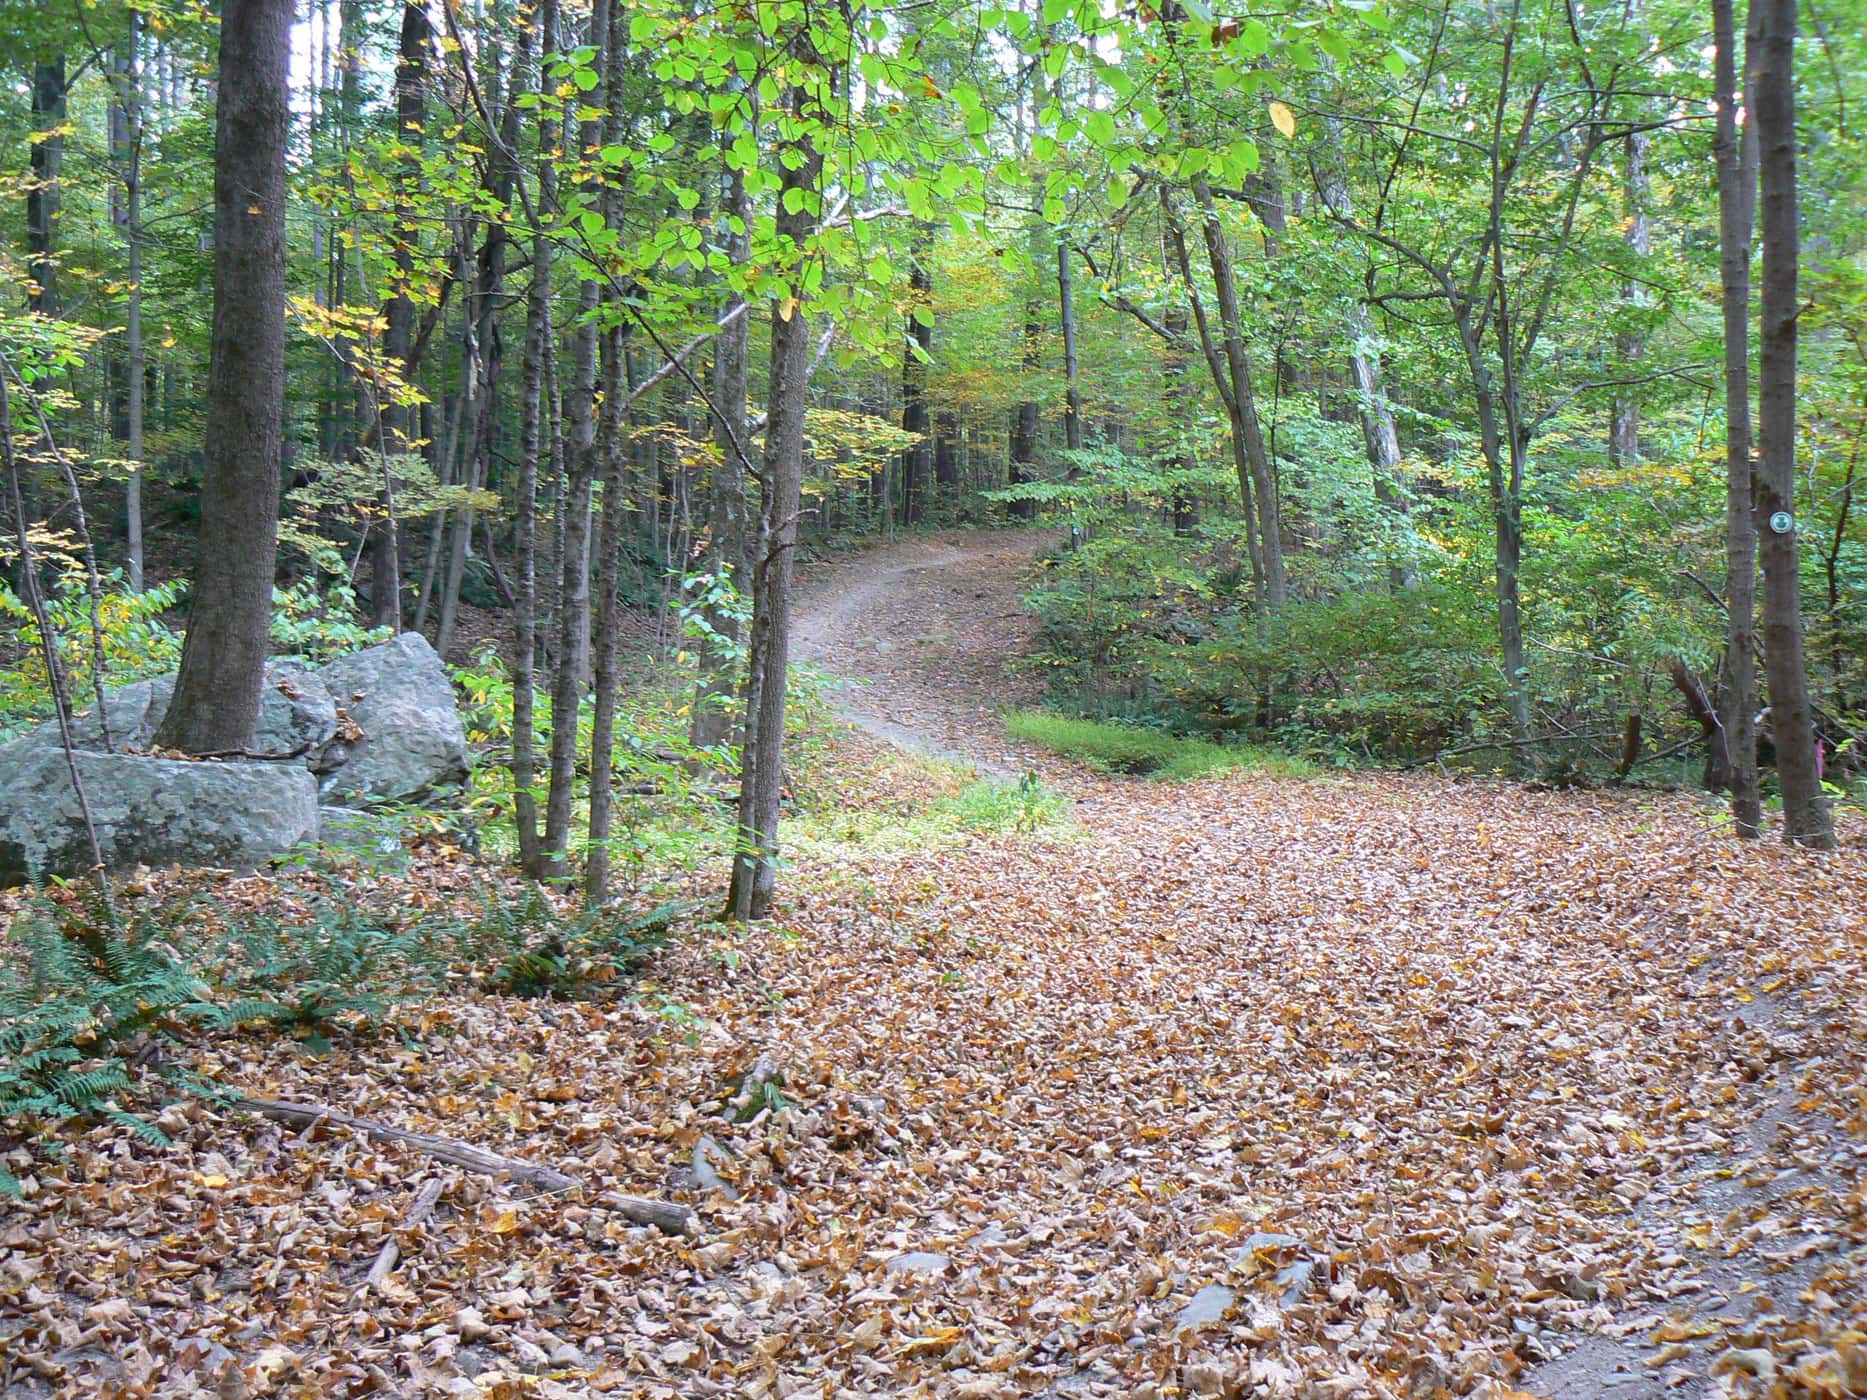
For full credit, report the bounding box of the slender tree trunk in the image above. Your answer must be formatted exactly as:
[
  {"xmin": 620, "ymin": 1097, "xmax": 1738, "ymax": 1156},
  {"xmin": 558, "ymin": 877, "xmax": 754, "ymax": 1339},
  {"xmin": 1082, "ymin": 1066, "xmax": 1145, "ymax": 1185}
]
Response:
[
  {"xmin": 542, "ymin": 0, "xmax": 610, "ymax": 876},
  {"xmin": 510, "ymin": 0, "xmax": 556, "ymax": 879},
  {"xmin": 1152, "ymin": 200, "xmax": 1208, "ymax": 544},
  {"xmin": 899, "ymin": 230, "xmax": 934, "ymax": 525},
  {"xmin": 1007, "ymin": 301, "xmax": 1041, "ymax": 519},
  {"xmin": 27, "ymin": 60, "xmax": 65, "ymax": 315},
  {"xmin": 1609, "ymin": 126, "xmax": 1651, "ymax": 467},
  {"xmin": 111, "ymin": 28, "xmax": 147, "ymax": 593},
  {"xmin": 372, "ymin": 0, "xmax": 430, "ymax": 630},
  {"xmin": 585, "ymin": 22, "xmax": 634, "ymax": 904},
  {"xmin": 152, "ymin": 0, "xmax": 290, "ymax": 754},
  {"xmin": 726, "ymin": 82, "xmax": 823, "ymax": 923},
  {"xmin": 1192, "ymin": 180, "xmax": 1285, "ymax": 608},
  {"xmin": 1057, "ymin": 243, "xmax": 1083, "ymax": 455},
  {"xmin": 585, "ymin": 322, "xmax": 630, "ymax": 902},
  {"xmin": 1714, "ymin": 0, "xmax": 1760, "ymax": 830},
  {"xmin": 1751, "ymin": 0, "xmax": 1835, "ymax": 848},
  {"xmin": 934, "ymin": 412, "xmax": 959, "ymax": 491},
  {"xmin": 690, "ymin": 168, "xmax": 753, "ymax": 751},
  {"xmin": 1313, "ymin": 109, "xmax": 1410, "ymax": 588},
  {"xmin": 1161, "ymin": 189, "xmax": 1267, "ymax": 603}
]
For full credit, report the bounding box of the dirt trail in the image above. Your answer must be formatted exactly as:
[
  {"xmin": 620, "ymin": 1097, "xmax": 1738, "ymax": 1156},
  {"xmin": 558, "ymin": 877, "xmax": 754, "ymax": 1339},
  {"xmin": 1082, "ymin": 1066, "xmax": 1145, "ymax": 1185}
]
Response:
[
  {"xmin": 790, "ymin": 528, "xmax": 1058, "ymax": 776},
  {"xmin": 11, "ymin": 532, "xmax": 1862, "ymax": 1399},
  {"xmin": 786, "ymin": 530, "xmax": 1867, "ymax": 1400}
]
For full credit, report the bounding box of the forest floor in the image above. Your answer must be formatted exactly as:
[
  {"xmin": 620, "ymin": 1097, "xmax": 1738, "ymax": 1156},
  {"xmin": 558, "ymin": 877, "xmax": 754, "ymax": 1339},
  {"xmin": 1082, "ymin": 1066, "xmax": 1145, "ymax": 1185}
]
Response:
[{"xmin": 3, "ymin": 530, "xmax": 1865, "ymax": 1399}]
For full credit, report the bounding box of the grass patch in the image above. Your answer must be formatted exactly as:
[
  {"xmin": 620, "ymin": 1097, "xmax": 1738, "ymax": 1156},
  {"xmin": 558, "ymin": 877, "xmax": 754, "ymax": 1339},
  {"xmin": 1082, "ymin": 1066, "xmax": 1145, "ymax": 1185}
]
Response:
[
  {"xmin": 792, "ymin": 752, "xmax": 1074, "ymax": 856},
  {"xmin": 1005, "ymin": 711, "xmax": 1316, "ymax": 780}
]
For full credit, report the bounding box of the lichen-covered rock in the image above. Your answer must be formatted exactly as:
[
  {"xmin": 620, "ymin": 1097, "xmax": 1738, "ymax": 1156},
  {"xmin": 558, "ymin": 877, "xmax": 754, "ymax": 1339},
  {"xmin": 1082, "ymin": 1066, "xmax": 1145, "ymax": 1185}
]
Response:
[
  {"xmin": 0, "ymin": 632, "xmax": 467, "ymax": 878},
  {"xmin": 9, "ymin": 667, "xmax": 336, "ymax": 760},
  {"xmin": 313, "ymin": 632, "xmax": 468, "ymax": 803},
  {"xmin": 0, "ymin": 747, "xmax": 318, "ymax": 884}
]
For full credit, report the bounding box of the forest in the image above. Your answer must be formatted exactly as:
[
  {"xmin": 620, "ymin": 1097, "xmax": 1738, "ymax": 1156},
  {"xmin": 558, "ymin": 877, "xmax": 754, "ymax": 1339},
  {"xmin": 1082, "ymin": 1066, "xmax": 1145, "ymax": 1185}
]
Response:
[{"xmin": 1, "ymin": 0, "xmax": 1865, "ymax": 1395}]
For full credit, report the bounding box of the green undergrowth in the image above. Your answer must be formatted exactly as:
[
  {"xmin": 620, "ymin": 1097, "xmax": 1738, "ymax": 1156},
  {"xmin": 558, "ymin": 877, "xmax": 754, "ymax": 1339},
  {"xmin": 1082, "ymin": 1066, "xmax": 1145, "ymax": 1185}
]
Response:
[
  {"xmin": 792, "ymin": 751, "xmax": 1075, "ymax": 857},
  {"xmin": 0, "ymin": 883, "xmax": 692, "ymax": 1194},
  {"xmin": 1005, "ymin": 710, "xmax": 1317, "ymax": 780}
]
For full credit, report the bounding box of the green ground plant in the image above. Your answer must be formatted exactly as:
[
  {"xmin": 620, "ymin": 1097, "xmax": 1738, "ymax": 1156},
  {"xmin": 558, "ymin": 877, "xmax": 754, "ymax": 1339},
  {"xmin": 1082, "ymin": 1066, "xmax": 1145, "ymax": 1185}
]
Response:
[{"xmin": 1005, "ymin": 710, "xmax": 1316, "ymax": 780}]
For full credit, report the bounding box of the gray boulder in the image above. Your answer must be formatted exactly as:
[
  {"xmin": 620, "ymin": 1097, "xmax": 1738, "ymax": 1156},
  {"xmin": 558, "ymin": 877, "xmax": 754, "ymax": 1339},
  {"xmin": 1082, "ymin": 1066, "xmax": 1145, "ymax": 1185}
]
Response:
[
  {"xmin": 0, "ymin": 632, "xmax": 468, "ymax": 878},
  {"xmin": 0, "ymin": 746, "xmax": 318, "ymax": 884},
  {"xmin": 10, "ymin": 667, "xmax": 337, "ymax": 760},
  {"xmin": 314, "ymin": 632, "xmax": 468, "ymax": 803}
]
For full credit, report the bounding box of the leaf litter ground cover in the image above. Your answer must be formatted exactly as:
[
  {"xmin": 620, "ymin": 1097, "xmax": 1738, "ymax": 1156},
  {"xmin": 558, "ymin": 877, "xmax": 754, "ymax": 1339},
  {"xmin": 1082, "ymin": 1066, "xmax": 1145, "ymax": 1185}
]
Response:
[{"xmin": 2, "ymin": 531, "xmax": 1864, "ymax": 1399}]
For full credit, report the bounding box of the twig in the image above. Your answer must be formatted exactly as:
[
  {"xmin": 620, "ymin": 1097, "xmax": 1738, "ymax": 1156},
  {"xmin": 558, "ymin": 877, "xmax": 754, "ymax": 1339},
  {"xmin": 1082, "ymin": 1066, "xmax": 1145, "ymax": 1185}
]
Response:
[
  {"xmin": 366, "ymin": 1175, "xmax": 446, "ymax": 1291},
  {"xmin": 1, "ymin": 368, "xmax": 113, "ymax": 912},
  {"xmin": 231, "ymin": 1094, "xmax": 699, "ymax": 1235},
  {"xmin": 0, "ymin": 345, "xmax": 115, "ymax": 750},
  {"xmin": 1406, "ymin": 729, "xmax": 1612, "ymax": 769}
]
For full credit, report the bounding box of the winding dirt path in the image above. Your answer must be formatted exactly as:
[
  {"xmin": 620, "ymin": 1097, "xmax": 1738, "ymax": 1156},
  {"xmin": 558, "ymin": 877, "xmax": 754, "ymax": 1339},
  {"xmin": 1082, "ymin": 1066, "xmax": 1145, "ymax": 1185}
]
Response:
[
  {"xmin": 13, "ymin": 532, "xmax": 1860, "ymax": 1399},
  {"xmin": 790, "ymin": 528, "xmax": 1058, "ymax": 775},
  {"xmin": 781, "ymin": 529, "xmax": 1867, "ymax": 1400}
]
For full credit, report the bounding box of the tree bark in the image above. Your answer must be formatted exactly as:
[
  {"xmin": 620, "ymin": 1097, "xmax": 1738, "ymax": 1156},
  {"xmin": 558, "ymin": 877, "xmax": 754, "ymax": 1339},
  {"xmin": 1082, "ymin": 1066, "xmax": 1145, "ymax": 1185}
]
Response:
[
  {"xmin": 585, "ymin": 23, "xmax": 634, "ymax": 905},
  {"xmin": 899, "ymin": 232, "xmax": 934, "ymax": 525},
  {"xmin": 152, "ymin": 0, "xmax": 290, "ymax": 755},
  {"xmin": 542, "ymin": 0, "xmax": 611, "ymax": 877},
  {"xmin": 511, "ymin": 0, "xmax": 556, "ymax": 879},
  {"xmin": 1191, "ymin": 180, "xmax": 1284, "ymax": 608},
  {"xmin": 372, "ymin": 0, "xmax": 431, "ymax": 630},
  {"xmin": 110, "ymin": 29, "xmax": 147, "ymax": 593},
  {"xmin": 1313, "ymin": 107, "xmax": 1409, "ymax": 588},
  {"xmin": 1751, "ymin": 0, "xmax": 1835, "ymax": 848},
  {"xmin": 1057, "ymin": 242, "xmax": 1084, "ymax": 456},
  {"xmin": 689, "ymin": 170, "xmax": 753, "ymax": 752},
  {"xmin": 1714, "ymin": 0, "xmax": 1761, "ymax": 832},
  {"xmin": 27, "ymin": 59, "xmax": 65, "ymax": 315},
  {"xmin": 726, "ymin": 83, "xmax": 823, "ymax": 923}
]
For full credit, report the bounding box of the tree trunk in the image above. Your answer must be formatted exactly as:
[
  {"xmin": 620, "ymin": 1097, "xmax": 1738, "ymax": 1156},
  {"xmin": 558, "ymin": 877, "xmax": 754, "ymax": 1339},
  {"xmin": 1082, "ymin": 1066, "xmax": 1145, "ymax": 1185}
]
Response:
[
  {"xmin": 1751, "ymin": 0, "xmax": 1835, "ymax": 848},
  {"xmin": 1057, "ymin": 242, "xmax": 1083, "ymax": 456},
  {"xmin": 689, "ymin": 168, "xmax": 753, "ymax": 752},
  {"xmin": 1192, "ymin": 180, "xmax": 1285, "ymax": 608},
  {"xmin": 111, "ymin": 29, "xmax": 147, "ymax": 593},
  {"xmin": 899, "ymin": 233, "xmax": 934, "ymax": 526},
  {"xmin": 511, "ymin": 0, "xmax": 556, "ymax": 880},
  {"xmin": 1609, "ymin": 124, "xmax": 1651, "ymax": 467},
  {"xmin": 585, "ymin": 23, "xmax": 634, "ymax": 905},
  {"xmin": 1160, "ymin": 266, "xmax": 1198, "ymax": 539},
  {"xmin": 1007, "ymin": 299, "xmax": 1041, "ymax": 520},
  {"xmin": 726, "ymin": 84, "xmax": 823, "ymax": 923},
  {"xmin": 1714, "ymin": 0, "xmax": 1761, "ymax": 832},
  {"xmin": 934, "ymin": 412, "xmax": 959, "ymax": 491},
  {"xmin": 1313, "ymin": 108, "xmax": 1410, "ymax": 588},
  {"xmin": 27, "ymin": 59, "xmax": 65, "ymax": 315},
  {"xmin": 152, "ymin": 0, "xmax": 290, "ymax": 754},
  {"xmin": 585, "ymin": 321, "xmax": 631, "ymax": 902},
  {"xmin": 542, "ymin": 0, "xmax": 611, "ymax": 877},
  {"xmin": 372, "ymin": 0, "xmax": 430, "ymax": 630}
]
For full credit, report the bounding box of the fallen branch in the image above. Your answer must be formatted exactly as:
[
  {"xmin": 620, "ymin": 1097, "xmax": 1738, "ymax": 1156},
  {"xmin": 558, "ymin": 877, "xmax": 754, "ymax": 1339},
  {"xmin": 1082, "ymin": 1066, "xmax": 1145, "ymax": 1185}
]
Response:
[
  {"xmin": 367, "ymin": 1175, "xmax": 445, "ymax": 1290},
  {"xmin": 231, "ymin": 1094, "xmax": 698, "ymax": 1235}
]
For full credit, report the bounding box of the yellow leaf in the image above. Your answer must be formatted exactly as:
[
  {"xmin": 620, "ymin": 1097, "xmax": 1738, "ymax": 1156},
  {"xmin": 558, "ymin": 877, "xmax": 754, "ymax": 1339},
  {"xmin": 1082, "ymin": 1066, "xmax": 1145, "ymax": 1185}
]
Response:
[
  {"xmin": 1268, "ymin": 101, "xmax": 1296, "ymax": 138},
  {"xmin": 489, "ymin": 1209, "xmax": 520, "ymax": 1234}
]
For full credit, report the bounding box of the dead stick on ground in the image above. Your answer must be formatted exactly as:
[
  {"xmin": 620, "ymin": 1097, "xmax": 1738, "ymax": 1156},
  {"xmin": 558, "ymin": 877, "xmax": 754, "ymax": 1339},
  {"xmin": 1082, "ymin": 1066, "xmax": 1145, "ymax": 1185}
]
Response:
[
  {"xmin": 367, "ymin": 1176, "xmax": 446, "ymax": 1291},
  {"xmin": 232, "ymin": 1095, "xmax": 698, "ymax": 1236}
]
